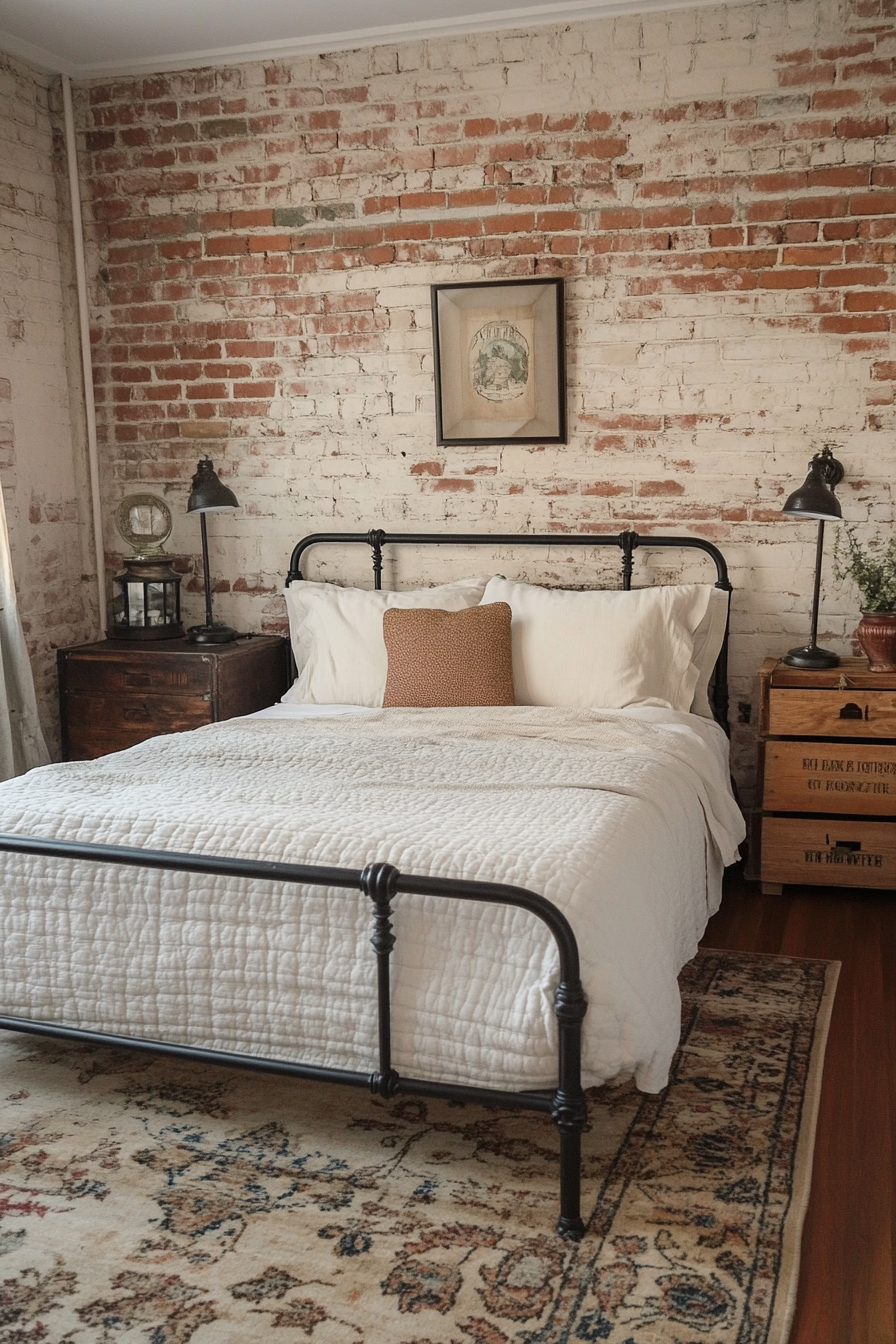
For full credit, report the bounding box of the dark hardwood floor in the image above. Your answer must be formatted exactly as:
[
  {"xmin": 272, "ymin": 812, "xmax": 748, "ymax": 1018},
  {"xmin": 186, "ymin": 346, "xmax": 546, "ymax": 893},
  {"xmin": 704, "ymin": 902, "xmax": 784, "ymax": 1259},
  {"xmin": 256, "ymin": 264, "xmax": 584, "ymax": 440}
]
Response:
[{"xmin": 703, "ymin": 866, "xmax": 896, "ymax": 1344}]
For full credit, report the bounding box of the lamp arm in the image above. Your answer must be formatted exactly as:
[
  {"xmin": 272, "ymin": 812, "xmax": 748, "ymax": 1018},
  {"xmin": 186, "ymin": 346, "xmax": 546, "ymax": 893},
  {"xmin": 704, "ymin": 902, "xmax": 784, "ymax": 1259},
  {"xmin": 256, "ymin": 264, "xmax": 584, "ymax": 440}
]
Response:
[
  {"xmin": 199, "ymin": 511, "xmax": 214, "ymax": 629},
  {"xmin": 809, "ymin": 519, "xmax": 825, "ymax": 648}
]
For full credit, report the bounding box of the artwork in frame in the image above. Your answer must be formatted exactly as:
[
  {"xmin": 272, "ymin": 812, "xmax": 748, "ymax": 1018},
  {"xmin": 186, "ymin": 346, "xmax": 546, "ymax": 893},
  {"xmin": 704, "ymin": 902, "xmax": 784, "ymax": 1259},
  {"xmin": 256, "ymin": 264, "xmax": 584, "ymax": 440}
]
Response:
[{"xmin": 431, "ymin": 278, "xmax": 566, "ymax": 446}]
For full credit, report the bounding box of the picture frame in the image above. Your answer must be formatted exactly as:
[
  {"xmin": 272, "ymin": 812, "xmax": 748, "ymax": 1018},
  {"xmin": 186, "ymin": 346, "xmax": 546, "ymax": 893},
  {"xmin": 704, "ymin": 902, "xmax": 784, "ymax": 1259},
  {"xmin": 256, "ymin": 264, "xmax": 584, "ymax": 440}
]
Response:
[{"xmin": 431, "ymin": 277, "xmax": 566, "ymax": 446}]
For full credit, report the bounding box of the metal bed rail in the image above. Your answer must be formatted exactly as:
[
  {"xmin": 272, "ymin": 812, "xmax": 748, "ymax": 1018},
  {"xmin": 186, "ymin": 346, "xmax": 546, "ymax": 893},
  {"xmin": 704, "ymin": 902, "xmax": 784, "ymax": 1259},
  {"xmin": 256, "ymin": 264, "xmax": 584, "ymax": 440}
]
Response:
[{"xmin": 0, "ymin": 832, "xmax": 589, "ymax": 1240}]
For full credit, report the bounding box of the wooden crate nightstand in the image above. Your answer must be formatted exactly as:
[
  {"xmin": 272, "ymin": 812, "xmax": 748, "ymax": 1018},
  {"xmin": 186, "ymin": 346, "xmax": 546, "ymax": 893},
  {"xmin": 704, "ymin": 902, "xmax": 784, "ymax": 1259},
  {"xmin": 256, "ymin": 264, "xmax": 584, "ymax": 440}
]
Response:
[
  {"xmin": 58, "ymin": 635, "xmax": 289, "ymax": 761},
  {"xmin": 753, "ymin": 656, "xmax": 896, "ymax": 893}
]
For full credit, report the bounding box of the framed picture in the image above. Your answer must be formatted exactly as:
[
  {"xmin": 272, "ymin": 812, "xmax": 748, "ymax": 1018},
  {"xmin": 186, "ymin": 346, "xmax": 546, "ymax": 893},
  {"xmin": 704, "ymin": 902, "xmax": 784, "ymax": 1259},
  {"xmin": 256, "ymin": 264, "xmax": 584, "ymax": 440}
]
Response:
[{"xmin": 431, "ymin": 277, "xmax": 566, "ymax": 445}]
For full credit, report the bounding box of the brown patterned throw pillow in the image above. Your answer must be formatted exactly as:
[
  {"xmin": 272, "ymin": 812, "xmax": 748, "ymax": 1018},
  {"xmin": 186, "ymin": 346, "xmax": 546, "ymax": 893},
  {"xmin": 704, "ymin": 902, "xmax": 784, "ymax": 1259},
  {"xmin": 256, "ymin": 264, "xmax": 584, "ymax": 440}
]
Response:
[{"xmin": 382, "ymin": 602, "xmax": 515, "ymax": 707}]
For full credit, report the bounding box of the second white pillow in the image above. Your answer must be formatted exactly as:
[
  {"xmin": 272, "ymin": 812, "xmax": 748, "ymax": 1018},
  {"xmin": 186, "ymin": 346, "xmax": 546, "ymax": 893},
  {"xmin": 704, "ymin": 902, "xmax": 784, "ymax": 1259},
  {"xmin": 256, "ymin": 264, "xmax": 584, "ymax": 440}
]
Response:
[{"xmin": 481, "ymin": 577, "xmax": 715, "ymax": 711}]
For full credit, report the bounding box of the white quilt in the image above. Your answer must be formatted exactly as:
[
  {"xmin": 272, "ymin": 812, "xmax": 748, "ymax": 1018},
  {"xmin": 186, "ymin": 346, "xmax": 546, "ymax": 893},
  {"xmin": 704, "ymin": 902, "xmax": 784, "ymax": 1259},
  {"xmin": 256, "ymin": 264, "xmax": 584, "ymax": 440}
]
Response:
[{"xmin": 0, "ymin": 706, "xmax": 744, "ymax": 1092}]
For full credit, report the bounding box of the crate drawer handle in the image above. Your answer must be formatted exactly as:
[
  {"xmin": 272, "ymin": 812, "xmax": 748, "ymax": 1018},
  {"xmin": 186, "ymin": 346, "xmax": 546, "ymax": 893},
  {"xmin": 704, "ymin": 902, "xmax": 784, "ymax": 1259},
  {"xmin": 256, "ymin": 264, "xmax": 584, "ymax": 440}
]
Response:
[
  {"xmin": 838, "ymin": 702, "xmax": 868, "ymax": 721},
  {"xmin": 122, "ymin": 704, "xmax": 153, "ymax": 722}
]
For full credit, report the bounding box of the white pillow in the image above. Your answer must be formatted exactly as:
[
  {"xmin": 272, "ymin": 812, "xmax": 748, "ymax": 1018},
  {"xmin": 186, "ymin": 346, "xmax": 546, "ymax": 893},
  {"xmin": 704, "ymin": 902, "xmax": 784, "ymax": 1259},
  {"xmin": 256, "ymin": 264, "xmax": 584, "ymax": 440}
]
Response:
[
  {"xmin": 283, "ymin": 578, "xmax": 490, "ymax": 706},
  {"xmin": 690, "ymin": 587, "xmax": 730, "ymax": 718},
  {"xmin": 480, "ymin": 577, "xmax": 718, "ymax": 712}
]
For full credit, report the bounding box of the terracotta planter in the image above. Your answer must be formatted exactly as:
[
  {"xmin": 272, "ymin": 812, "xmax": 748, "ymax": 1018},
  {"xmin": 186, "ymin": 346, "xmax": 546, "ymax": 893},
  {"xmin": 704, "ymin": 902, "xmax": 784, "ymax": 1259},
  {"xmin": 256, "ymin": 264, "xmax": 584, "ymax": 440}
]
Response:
[{"xmin": 857, "ymin": 610, "xmax": 896, "ymax": 672}]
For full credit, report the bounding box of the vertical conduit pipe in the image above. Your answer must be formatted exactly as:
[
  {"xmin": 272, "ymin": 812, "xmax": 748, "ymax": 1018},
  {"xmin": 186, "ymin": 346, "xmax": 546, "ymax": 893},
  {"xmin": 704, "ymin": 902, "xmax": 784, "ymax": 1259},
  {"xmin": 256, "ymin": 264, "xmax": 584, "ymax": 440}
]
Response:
[{"xmin": 61, "ymin": 73, "xmax": 106, "ymax": 637}]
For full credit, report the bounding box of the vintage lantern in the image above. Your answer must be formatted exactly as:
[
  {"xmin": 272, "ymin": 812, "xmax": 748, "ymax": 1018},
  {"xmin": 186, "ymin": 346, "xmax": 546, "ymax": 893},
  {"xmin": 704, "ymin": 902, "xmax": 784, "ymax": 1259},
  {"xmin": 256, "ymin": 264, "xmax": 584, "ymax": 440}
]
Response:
[{"xmin": 110, "ymin": 493, "xmax": 184, "ymax": 640}]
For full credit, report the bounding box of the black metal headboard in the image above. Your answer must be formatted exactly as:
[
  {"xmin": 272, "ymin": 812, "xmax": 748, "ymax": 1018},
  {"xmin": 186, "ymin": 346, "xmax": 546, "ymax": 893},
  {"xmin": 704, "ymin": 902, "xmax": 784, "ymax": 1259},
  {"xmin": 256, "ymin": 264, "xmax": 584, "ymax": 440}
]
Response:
[{"xmin": 286, "ymin": 529, "xmax": 732, "ymax": 732}]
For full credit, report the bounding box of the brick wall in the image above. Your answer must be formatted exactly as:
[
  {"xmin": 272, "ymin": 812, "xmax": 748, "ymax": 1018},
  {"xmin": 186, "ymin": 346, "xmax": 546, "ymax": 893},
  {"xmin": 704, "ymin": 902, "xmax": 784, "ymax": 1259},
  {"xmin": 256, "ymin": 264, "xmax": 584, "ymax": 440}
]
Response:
[
  {"xmin": 70, "ymin": 0, "xmax": 895, "ymax": 796},
  {"xmin": 0, "ymin": 52, "xmax": 97, "ymax": 753}
]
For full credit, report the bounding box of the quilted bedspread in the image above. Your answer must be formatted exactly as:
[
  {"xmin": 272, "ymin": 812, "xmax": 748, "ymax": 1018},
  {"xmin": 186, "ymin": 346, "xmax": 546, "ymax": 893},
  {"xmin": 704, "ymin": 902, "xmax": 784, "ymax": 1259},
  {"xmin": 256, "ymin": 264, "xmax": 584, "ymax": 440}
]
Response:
[{"xmin": 0, "ymin": 706, "xmax": 745, "ymax": 1091}]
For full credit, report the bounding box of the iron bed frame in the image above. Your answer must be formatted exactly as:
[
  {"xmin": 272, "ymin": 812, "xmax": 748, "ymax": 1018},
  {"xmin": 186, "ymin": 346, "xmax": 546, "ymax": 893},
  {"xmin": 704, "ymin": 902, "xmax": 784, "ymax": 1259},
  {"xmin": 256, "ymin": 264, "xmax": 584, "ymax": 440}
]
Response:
[{"xmin": 0, "ymin": 528, "xmax": 731, "ymax": 1242}]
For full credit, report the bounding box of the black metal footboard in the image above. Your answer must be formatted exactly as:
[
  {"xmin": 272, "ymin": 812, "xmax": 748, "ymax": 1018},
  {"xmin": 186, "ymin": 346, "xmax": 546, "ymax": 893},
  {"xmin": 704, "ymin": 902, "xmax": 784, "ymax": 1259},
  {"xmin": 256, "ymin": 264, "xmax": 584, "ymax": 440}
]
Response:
[{"xmin": 0, "ymin": 833, "xmax": 589, "ymax": 1240}]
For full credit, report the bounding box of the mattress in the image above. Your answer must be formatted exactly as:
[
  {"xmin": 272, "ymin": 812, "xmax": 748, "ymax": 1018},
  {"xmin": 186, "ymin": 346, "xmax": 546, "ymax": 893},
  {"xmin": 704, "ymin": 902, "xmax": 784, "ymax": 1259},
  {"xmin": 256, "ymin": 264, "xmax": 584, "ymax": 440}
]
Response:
[{"xmin": 0, "ymin": 704, "xmax": 745, "ymax": 1092}]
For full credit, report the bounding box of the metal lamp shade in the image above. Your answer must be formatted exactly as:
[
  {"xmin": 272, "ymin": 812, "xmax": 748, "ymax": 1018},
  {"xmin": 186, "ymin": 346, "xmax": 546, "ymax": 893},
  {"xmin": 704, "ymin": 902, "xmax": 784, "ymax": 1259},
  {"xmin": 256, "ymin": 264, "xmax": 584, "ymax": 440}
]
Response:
[
  {"xmin": 187, "ymin": 458, "xmax": 239, "ymax": 514},
  {"xmin": 781, "ymin": 448, "xmax": 844, "ymax": 670},
  {"xmin": 782, "ymin": 453, "xmax": 843, "ymax": 522},
  {"xmin": 185, "ymin": 459, "xmax": 239, "ymax": 644}
]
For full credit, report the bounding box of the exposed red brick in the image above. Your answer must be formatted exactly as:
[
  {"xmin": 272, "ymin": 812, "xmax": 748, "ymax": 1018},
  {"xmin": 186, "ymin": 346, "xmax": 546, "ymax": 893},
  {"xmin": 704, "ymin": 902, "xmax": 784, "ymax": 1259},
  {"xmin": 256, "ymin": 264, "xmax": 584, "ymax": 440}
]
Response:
[
  {"xmin": 813, "ymin": 89, "xmax": 864, "ymax": 110},
  {"xmin": 823, "ymin": 221, "xmax": 859, "ymax": 240},
  {"xmin": 745, "ymin": 199, "xmax": 788, "ymax": 224},
  {"xmin": 505, "ymin": 187, "xmax": 547, "ymax": 205},
  {"xmin": 449, "ymin": 189, "xmax": 499, "ymax": 210},
  {"xmin": 753, "ymin": 170, "xmax": 808, "ymax": 194},
  {"xmin": 822, "ymin": 266, "xmax": 889, "ymax": 286},
  {"xmin": 820, "ymin": 313, "xmax": 891, "ymax": 332},
  {"xmin": 545, "ymin": 113, "xmax": 579, "ymax": 132},
  {"xmin": 703, "ymin": 249, "xmax": 777, "ymax": 270},
  {"xmin": 431, "ymin": 218, "xmax": 483, "ymax": 239},
  {"xmin": 757, "ymin": 268, "xmax": 819, "ymax": 289},
  {"xmin": 845, "ymin": 289, "xmax": 896, "ymax": 310},
  {"xmin": 818, "ymin": 40, "xmax": 876, "ymax": 60},
  {"xmin": 399, "ymin": 191, "xmax": 448, "ymax": 211},
  {"xmin": 598, "ymin": 208, "xmax": 641, "ymax": 230},
  {"xmin": 850, "ymin": 190, "xmax": 896, "ymax": 214},
  {"xmin": 536, "ymin": 210, "xmax": 581, "ymax": 230},
  {"xmin": 711, "ymin": 227, "xmax": 745, "ymax": 247},
  {"xmin": 233, "ymin": 381, "xmax": 277, "ymax": 398},
  {"xmin": 363, "ymin": 195, "xmax": 400, "ymax": 214},
  {"xmin": 841, "ymin": 114, "xmax": 890, "ymax": 144},
  {"xmin": 205, "ymin": 235, "xmax": 250, "ymax": 256},
  {"xmin": 637, "ymin": 480, "xmax": 686, "ymax": 497},
  {"xmin": 778, "ymin": 62, "xmax": 836, "ymax": 87},
  {"xmin": 695, "ymin": 204, "xmax": 733, "ymax": 225},
  {"xmin": 782, "ymin": 222, "xmax": 818, "ymax": 243},
  {"xmin": 572, "ymin": 137, "xmax": 628, "ymax": 161},
  {"xmin": 363, "ymin": 245, "xmax": 396, "ymax": 265},
  {"xmin": 643, "ymin": 206, "xmax": 692, "ymax": 227},
  {"xmin": 582, "ymin": 482, "xmax": 630, "ymax": 496},
  {"xmin": 842, "ymin": 58, "xmax": 896, "ymax": 81},
  {"xmin": 483, "ymin": 213, "xmax": 536, "ymax": 235},
  {"xmin": 808, "ymin": 166, "xmax": 871, "ymax": 190},
  {"xmin": 248, "ymin": 234, "xmax": 291, "ymax": 253},
  {"xmin": 782, "ymin": 245, "xmax": 843, "ymax": 265},
  {"xmin": 464, "ymin": 118, "xmax": 497, "ymax": 137},
  {"xmin": 793, "ymin": 195, "xmax": 850, "ymax": 220}
]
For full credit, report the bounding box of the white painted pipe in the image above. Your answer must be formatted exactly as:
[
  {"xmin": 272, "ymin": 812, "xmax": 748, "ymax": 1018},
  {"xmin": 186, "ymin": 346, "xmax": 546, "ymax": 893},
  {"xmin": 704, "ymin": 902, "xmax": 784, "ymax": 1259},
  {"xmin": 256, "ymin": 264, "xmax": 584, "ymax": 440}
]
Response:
[{"xmin": 61, "ymin": 73, "xmax": 106, "ymax": 638}]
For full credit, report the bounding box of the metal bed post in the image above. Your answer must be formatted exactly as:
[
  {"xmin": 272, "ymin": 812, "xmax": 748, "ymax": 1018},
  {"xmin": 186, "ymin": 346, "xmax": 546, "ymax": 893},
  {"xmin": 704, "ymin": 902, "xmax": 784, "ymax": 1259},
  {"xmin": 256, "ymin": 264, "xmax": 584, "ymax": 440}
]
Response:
[
  {"xmin": 367, "ymin": 529, "xmax": 386, "ymax": 591},
  {"xmin": 362, "ymin": 861, "xmax": 400, "ymax": 1100}
]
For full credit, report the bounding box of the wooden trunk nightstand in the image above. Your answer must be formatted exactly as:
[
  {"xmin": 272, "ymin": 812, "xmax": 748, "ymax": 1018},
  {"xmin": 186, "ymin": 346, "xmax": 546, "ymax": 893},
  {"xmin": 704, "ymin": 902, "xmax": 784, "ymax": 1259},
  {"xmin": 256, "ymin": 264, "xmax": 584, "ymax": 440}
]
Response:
[
  {"xmin": 58, "ymin": 635, "xmax": 289, "ymax": 761},
  {"xmin": 753, "ymin": 656, "xmax": 896, "ymax": 893}
]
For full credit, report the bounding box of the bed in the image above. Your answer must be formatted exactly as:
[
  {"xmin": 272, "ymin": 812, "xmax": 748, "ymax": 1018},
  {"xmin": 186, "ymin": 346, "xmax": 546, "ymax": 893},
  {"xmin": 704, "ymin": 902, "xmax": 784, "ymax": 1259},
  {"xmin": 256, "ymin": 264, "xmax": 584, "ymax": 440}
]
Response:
[{"xmin": 0, "ymin": 529, "xmax": 745, "ymax": 1239}]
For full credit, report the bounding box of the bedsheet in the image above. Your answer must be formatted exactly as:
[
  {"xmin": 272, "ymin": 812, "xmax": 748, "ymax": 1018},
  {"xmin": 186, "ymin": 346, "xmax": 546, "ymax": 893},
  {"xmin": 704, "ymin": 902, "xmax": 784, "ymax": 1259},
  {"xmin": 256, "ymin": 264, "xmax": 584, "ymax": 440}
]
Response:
[{"xmin": 0, "ymin": 706, "xmax": 744, "ymax": 1092}]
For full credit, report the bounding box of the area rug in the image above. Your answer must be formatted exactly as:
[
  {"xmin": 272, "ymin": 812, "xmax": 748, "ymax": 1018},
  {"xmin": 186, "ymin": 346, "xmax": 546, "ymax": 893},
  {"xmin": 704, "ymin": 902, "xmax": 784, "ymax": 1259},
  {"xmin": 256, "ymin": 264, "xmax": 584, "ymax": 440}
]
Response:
[{"xmin": 0, "ymin": 948, "xmax": 837, "ymax": 1343}]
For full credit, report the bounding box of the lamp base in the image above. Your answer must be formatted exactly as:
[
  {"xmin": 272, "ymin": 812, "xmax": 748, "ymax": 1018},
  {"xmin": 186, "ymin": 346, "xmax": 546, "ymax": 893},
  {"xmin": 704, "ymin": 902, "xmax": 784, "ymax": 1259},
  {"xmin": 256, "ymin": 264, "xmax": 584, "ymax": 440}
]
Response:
[
  {"xmin": 185, "ymin": 623, "xmax": 239, "ymax": 644},
  {"xmin": 781, "ymin": 643, "xmax": 840, "ymax": 669}
]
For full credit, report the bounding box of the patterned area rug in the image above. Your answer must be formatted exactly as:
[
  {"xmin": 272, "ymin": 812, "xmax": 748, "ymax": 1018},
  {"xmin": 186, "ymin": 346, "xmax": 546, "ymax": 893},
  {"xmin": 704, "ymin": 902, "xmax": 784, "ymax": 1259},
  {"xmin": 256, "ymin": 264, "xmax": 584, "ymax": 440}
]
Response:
[{"xmin": 0, "ymin": 948, "xmax": 837, "ymax": 1343}]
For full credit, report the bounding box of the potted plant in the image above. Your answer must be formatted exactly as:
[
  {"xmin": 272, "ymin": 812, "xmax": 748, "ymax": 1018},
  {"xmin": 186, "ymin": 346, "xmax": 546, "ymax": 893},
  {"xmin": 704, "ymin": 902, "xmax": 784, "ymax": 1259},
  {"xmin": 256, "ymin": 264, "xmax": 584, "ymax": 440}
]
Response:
[{"xmin": 833, "ymin": 525, "xmax": 896, "ymax": 671}]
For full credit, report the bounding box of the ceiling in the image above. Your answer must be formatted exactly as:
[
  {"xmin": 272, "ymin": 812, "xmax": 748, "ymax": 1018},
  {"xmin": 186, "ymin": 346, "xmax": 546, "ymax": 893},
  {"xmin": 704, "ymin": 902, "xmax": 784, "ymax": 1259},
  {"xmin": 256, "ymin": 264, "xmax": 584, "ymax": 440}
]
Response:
[{"xmin": 0, "ymin": 0, "xmax": 720, "ymax": 78}]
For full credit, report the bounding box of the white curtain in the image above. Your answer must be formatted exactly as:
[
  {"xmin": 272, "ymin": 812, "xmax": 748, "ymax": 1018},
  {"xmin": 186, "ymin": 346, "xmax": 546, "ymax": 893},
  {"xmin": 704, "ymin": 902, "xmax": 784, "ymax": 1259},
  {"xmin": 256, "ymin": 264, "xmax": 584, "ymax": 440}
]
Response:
[{"xmin": 0, "ymin": 489, "xmax": 49, "ymax": 779}]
